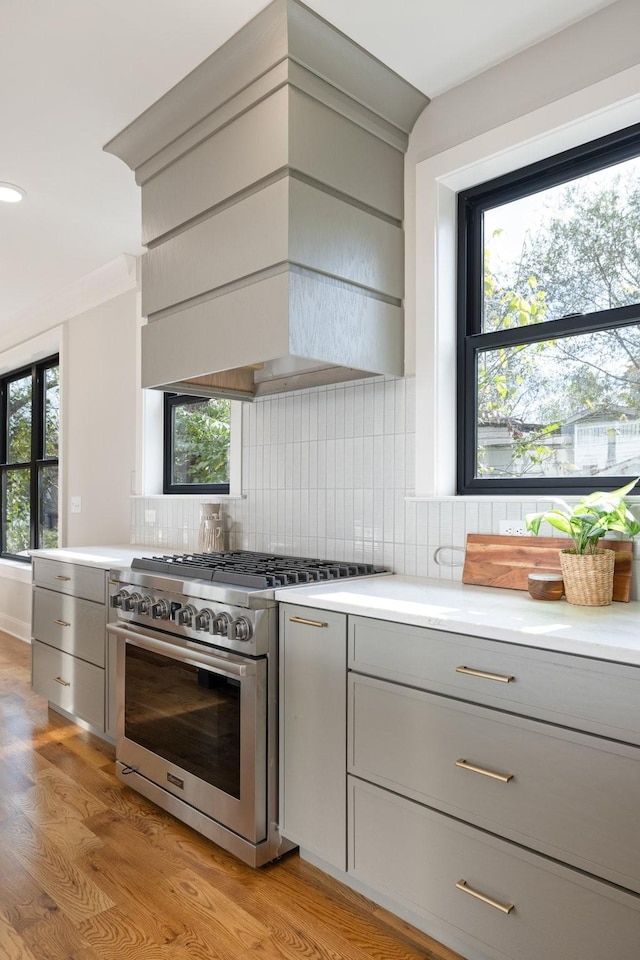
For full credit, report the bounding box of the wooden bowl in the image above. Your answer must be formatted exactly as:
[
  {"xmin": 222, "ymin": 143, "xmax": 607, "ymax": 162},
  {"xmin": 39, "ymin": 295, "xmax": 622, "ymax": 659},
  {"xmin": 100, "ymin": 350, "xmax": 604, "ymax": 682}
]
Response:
[{"xmin": 527, "ymin": 572, "xmax": 565, "ymax": 601}]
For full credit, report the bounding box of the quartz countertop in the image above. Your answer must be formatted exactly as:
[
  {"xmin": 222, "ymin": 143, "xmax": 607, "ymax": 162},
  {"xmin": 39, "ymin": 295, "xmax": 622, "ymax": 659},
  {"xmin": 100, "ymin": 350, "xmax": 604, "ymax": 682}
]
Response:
[
  {"xmin": 275, "ymin": 575, "xmax": 640, "ymax": 666},
  {"xmin": 30, "ymin": 544, "xmax": 160, "ymax": 571}
]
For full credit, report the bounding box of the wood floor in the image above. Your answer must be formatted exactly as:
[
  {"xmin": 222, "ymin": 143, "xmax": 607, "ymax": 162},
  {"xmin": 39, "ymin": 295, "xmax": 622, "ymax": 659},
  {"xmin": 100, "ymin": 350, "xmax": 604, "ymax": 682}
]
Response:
[{"xmin": 0, "ymin": 632, "xmax": 464, "ymax": 960}]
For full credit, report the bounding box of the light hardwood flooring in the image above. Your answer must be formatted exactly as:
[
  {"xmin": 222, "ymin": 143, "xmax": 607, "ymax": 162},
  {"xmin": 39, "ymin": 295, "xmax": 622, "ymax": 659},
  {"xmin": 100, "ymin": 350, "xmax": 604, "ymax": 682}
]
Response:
[{"xmin": 0, "ymin": 632, "xmax": 464, "ymax": 960}]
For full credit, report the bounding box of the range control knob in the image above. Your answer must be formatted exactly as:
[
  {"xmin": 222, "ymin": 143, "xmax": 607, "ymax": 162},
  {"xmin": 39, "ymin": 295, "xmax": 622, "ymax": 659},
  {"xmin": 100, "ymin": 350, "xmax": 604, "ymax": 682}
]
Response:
[
  {"xmin": 211, "ymin": 612, "xmax": 231, "ymax": 636},
  {"xmin": 110, "ymin": 589, "xmax": 128, "ymax": 609},
  {"xmin": 150, "ymin": 599, "xmax": 170, "ymax": 620},
  {"xmin": 194, "ymin": 608, "xmax": 214, "ymax": 631},
  {"xmin": 230, "ymin": 617, "xmax": 253, "ymax": 642},
  {"xmin": 123, "ymin": 592, "xmax": 141, "ymax": 612},
  {"xmin": 177, "ymin": 604, "xmax": 197, "ymax": 627},
  {"xmin": 133, "ymin": 595, "xmax": 152, "ymax": 615}
]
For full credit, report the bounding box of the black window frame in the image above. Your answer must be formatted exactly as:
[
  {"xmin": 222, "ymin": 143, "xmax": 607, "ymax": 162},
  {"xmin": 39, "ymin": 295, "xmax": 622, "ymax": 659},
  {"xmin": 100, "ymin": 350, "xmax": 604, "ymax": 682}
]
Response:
[
  {"xmin": 0, "ymin": 354, "xmax": 59, "ymax": 560},
  {"xmin": 457, "ymin": 121, "xmax": 640, "ymax": 496},
  {"xmin": 163, "ymin": 393, "xmax": 231, "ymax": 496}
]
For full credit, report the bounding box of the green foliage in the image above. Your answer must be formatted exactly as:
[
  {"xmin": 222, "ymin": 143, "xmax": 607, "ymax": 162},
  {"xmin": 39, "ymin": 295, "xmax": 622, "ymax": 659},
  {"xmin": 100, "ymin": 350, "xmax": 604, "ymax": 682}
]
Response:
[
  {"xmin": 479, "ymin": 166, "xmax": 640, "ymax": 479},
  {"xmin": 173, "ymin": 398, "xmax": 230, "ymax": 485},
  {"xmin": 3, "ymin": 366, "xmax": 59, "ymax": 554},
  {"xmin": 526, "ymin": 478, "xmax": 640, "ymax": 554}
]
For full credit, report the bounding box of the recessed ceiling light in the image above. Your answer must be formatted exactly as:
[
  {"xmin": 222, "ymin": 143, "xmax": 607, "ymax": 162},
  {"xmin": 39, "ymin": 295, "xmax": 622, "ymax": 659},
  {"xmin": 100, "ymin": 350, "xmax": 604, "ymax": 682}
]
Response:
[{"xmin": 0, "ymin": 182, "xmax": 26, "ymax": 203}]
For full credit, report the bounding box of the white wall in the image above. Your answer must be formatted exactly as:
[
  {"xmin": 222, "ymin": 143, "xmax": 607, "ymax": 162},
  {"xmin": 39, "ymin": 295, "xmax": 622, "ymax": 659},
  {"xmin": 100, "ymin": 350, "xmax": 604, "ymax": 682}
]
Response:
[
  {"xmin": 0, "ymin": 261, "xmax": 138, "ymax": 639},
  {"xmin": 63, "ymin": 288, "xmax": 138, "ymax": 545}
]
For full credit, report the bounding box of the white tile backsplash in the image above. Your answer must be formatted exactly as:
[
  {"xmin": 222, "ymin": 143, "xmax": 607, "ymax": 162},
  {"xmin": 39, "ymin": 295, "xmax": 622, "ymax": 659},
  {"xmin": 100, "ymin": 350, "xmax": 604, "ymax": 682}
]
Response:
[{"xmin": 131, "ymin": 375, "xmax": 577, "ymax": 582}]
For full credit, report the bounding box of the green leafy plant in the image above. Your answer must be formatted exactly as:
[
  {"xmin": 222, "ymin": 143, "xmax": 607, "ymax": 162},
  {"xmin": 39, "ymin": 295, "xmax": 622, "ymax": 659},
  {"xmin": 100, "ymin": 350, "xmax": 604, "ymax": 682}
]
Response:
[{"xmin": 526, "ymin": 479, "xmax": 640, "ymax": 554}]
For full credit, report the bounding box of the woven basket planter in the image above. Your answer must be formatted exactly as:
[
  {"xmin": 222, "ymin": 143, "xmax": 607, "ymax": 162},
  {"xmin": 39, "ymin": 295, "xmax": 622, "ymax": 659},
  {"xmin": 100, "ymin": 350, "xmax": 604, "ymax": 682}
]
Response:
[{"xmin": 559, "ymin": 548, "xmax": 616, "ymax": 606}]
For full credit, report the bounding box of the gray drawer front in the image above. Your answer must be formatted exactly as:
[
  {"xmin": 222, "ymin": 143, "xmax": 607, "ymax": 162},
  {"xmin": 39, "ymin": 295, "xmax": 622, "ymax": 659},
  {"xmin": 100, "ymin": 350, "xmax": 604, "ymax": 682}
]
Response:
[
  {"xmin": 33, "ymin": 558, "xmax": 105, "ymax": 604},
  {"xmin": 32, "ymin": 587, "xmax": 105, "ymax": 667},
  {"xmin": 349, "ymin": 674, "xmax": 640, "ymax": 893},
  {"xmin": 32, "ymin": 640, "xmax": 105, "ymax": 730},
  {"xmin": 349, "ymin": 615, "xmax": 640, "ymax": 744},
  {"xmin": 349, "ymin": 778, "xmax": 640, "ymax": 960}
]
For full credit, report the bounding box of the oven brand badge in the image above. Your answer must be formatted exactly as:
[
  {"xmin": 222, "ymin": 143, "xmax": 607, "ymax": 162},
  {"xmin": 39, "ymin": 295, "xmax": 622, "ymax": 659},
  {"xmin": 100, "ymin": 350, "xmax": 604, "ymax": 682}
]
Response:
[{"xmin": 167, "ymin": 772, "xmax": 184, "ymax": 789}]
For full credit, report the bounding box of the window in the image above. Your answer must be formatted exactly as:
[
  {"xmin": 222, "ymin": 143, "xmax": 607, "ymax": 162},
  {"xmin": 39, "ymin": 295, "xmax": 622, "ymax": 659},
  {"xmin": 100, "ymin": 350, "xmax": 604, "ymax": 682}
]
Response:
[
  {"xmin": 0, "ymin": 356, "xmax": 59, "ymax": 558},
  {"xmin": 457, "ymin": 123, "xmax": 640, "ymax": 495},
  {"xmin": 163, "ymin": 393, "xmax": 231, "ymax": 495}
]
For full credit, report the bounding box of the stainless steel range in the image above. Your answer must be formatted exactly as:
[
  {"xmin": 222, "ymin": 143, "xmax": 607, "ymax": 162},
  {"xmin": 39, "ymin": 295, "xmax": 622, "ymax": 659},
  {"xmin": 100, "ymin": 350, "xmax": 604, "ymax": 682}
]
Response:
[{"xmin": 107, "ymin": 550, "xmax": 384, "ymax": 867}]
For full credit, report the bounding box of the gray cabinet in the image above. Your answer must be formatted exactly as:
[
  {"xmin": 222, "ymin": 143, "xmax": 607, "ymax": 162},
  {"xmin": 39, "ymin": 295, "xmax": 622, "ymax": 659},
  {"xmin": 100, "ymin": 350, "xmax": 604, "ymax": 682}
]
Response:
[
  {"xmin": 349, "ymin": 777, "xmax": 640, "ymax": 960},
  {"xmin": 279, "ymin": 602, "xmax": 348, "ymax": 870},
  {"xmin": 31, "ymin": 557, "xmax": 114, "ymax": 739},
  {"xmin": 347, "ymin": 614, "xmax": 640, "ymax": 960}
]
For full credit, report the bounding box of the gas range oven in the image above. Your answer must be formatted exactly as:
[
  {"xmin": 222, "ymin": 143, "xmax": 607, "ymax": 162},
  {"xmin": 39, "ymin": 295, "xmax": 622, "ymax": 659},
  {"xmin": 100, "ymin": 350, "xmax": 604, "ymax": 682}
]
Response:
[{"xmin": 107, "ymin": 550, "xmax": 385, "ymax": 866}]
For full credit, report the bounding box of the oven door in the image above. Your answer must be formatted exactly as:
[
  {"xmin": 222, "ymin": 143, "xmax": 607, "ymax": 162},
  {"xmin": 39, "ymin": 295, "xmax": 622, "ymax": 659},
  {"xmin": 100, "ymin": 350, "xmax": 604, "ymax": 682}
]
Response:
[{"xmin": 108, "ymin": 622, "xmax": 267, "ymax": 843}]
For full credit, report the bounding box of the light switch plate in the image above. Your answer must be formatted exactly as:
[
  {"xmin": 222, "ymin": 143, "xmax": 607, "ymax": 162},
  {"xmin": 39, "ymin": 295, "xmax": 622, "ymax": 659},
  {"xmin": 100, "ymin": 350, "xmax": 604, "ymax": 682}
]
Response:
[{"xmin": 70, "ymin": 496, "xmax": 82, "ymax": 514}]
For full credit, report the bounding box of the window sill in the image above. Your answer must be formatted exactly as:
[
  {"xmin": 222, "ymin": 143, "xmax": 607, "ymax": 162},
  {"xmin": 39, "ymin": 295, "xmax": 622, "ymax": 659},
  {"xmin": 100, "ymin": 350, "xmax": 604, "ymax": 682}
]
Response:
[{"xmin": 131, "ymin": 494, "xmax": 246, "ymax": 500}]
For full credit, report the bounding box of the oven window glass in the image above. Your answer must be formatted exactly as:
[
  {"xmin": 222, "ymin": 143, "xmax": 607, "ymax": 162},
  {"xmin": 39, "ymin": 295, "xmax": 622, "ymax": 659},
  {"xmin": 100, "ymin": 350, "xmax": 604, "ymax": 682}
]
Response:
[{"xmin": 125, "ymin": 645, "xmax": 241, "ymax": 798}]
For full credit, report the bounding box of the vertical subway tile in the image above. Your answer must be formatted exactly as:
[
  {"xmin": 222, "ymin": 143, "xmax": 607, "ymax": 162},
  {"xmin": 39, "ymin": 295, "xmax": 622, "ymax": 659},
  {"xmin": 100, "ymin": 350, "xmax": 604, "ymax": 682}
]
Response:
[
  {"xmin": 374, "ymin": 380, "xmax": 385, "ymax": 435},
  {"xmin": 395, "ymin": 378, "xmax": 406, "ymax": 435},
  {"xmin": 325, "ymin": 438, "xmax": 336, "ymax": 490},
  {"xmin": 309, "ymin": 391, "xmax": 318, "ymax": 441},
  {"xmin": 334, "ymin": 388, "xmax": 345, "ymax": 440},
  {"xmin": 363, "ymin": 382, "xmax": 374, "ymax": 437},
  {"xmin": 353, "ymin": 437, "xmax": 364, "ymax": 490},
  {"xmin": 363, "ymin": 436, "xmax": 374, "ymax": 489},
  {"xmin": 353, "ymin": 384, "xmax": 364, "ymax": 437},
  {"xmin": 334, "ymin": 438, "xmax": 345, "ymax": 489},
  {"xmin": 325, "ymin": 389, "xmax": 336, "ymax": 440},
  {"xmin": 317, "ymin": 390, "xmax": 327, "ymax": 440},
  {"xmin": 373, "ymin": 436, "xmax": 384, "ymax": 489},
  {"xmin": 384, "ymin": 378, "xmax": 395, "ymax": 436},
  {"xmin": 343, "ymin": 385, "xmax": 354, "ymax": 439}
]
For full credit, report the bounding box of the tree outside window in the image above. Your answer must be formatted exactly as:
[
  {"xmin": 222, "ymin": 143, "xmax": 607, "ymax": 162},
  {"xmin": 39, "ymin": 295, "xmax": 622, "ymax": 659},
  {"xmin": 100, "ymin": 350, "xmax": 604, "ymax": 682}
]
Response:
[
  {"xmin": 163, "ymin": 394, "xmax": 231, "ymax": 495},
  {"xmin": 1, "ymin": 357, "xmax": 59, "ymax": 558},
  {"xmin": 458, "ymin": 123, "xmax": 640, "ymax": 494}
]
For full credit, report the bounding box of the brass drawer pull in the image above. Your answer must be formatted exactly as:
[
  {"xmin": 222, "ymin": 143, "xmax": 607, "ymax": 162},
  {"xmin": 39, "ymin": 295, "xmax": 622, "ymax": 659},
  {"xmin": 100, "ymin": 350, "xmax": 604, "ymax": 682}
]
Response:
[
  {"xmin": 455, "ymin": 759, "xmax": 513, "ymax": 783},
  {"xmin": 53, "ymin": 676, "xmax": 71, "ymax": 687},
  {"xmin": 54, "ymin": 619, "xmax": 71, "ymax": 628},
  {"xmin": 456, "ymin": 880, "xmax": 514, "ymax": 914},
  {"xmin": 289, "ymin": 616, "xmax": 328, "ymax": 628},
  {"xmin": 456, "ymin": 665, "xmax": 514, "ymax": 683},
  {"xmin": 55, "ymin": 575, "xmax": 72, "ymax": 581}
]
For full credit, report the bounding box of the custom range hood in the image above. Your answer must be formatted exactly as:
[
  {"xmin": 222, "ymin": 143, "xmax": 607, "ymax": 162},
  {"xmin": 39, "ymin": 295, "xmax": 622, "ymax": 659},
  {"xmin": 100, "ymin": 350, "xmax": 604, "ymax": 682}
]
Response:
[{"xmin": 105, "ymin": 0, "xmax": 428, "ymax": 399}]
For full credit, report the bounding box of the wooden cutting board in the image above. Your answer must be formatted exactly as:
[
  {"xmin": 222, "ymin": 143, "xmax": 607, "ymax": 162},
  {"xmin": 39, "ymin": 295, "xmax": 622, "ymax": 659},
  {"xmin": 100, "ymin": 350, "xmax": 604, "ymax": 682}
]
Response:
[{"xmin": 462, "ymin": 534, "xmax": 633, "ymax": 601}]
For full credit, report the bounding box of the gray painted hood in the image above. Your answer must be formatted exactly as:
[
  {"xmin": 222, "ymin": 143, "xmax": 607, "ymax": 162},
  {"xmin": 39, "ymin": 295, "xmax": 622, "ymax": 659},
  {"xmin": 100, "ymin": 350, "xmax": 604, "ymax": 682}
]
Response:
[{"xmin": 105, "ymin": 0, "xmax": 428, "ymax": 399}]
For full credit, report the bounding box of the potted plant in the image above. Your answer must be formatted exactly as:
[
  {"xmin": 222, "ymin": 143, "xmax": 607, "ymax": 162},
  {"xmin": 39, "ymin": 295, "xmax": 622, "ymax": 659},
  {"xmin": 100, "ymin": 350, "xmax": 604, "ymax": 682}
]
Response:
[{"xmin": 525, "ymin": 479, "xmax": 640, "ymax": 606}]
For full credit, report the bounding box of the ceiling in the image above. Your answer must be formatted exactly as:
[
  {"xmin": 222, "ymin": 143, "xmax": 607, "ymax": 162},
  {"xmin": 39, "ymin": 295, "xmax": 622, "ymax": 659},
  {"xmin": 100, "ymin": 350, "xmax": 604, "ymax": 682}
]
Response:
[{"xmin": 0, "ymin": 0, "xmax": 618, "ymax": 330}]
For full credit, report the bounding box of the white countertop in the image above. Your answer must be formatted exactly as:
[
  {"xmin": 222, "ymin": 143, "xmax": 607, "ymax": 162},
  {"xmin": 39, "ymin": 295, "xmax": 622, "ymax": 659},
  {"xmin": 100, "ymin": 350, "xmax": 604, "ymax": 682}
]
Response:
[
  {"xmin": 30, "ymin": 544, "xmax": 160, "ymax": 570},
  {"xmin": 275, "ymin": 575, "xmax": 640, "ymax": 666}
]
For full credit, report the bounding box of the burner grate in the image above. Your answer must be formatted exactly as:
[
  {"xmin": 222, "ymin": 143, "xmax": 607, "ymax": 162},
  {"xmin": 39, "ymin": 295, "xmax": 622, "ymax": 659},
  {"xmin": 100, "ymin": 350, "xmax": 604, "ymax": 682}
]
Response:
[{"xmin": 131, "ymin": 550, "xmax": 384, "ymax": 588}]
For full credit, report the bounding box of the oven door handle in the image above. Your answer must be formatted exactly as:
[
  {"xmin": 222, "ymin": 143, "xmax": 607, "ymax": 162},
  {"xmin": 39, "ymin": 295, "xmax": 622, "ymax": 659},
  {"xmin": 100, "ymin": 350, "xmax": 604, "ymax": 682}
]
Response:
[{"xmin": 106, "ymin": 622, "xmax": 255, "ymax": 679}]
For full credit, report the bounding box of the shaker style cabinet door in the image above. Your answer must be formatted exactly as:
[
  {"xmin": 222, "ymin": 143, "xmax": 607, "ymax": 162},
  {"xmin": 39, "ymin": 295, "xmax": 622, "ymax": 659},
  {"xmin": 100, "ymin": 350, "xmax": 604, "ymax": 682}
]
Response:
[{"xmin": 279, "ymin": 603, "xmax": 348, "ymax": 870}]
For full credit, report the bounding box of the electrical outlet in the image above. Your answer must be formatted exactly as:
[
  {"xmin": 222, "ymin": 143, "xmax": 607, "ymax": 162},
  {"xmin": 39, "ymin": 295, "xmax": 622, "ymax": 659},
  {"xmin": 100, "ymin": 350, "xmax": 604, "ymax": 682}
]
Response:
[
  {"xmin": 70, "ymin": 496, "xmax": 82, "ymax": 514},
  {"xmin": 499, "ymin": 519, "xmax": 528, "ymax": 536}
]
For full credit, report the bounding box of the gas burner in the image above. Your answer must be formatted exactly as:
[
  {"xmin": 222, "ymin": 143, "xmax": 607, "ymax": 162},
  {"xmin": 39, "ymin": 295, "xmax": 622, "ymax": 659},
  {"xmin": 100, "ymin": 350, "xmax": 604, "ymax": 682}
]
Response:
[{"xmin": 131, "ymin": 550, "xmax": 385, "ymax": 589}]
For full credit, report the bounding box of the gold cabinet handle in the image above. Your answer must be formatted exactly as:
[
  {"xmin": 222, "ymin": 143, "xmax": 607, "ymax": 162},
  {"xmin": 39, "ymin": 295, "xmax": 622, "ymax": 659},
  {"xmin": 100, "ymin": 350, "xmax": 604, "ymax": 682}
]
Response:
[
  {"xmin": 455, "ymin": 759, "xmax": 513, "ymax": 783},
  {"xmin": 456, "ymin": 665, "xmax": 514, "ymax": 683},
  {"xmin": 456, "ymin": 880, "xmax": 514, "ymax": 914},
  {"xmin": 55, "ymin": 575, "xmax": 71, "ymax": 581},
  {"xmin": 54, "ymin": 619, "xmax": 71, "ymax": 628},
  {"xmin": 53, "ymin": 676, "xmax": 71, "ymax": 687},
  {"xmin": 289, "ymin": 616, "xmax": 328, "ymax": 628}
]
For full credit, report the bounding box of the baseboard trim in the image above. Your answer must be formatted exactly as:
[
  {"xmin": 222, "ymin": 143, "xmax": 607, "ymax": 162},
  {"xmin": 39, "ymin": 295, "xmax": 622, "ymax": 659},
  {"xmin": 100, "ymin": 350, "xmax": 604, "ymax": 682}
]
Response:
[{"xmin": 0, "ymin": 615, "xmax": 30, "ymax": 642}]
